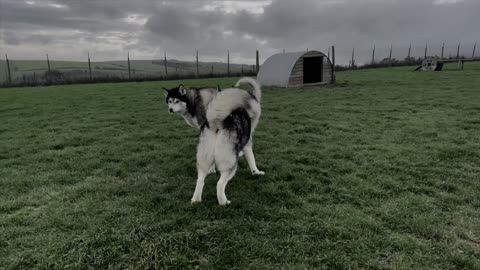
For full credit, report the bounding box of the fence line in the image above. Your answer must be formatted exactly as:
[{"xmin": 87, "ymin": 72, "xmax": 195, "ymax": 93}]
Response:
[
  {"xmin": 1, "ymin": 49, "xmax": 260, "ymax": 87},
  {"xmin": 344, "ymin": 41, "xmax": 480, "ymax": 68},
  {"xmin": 1, "ymin": 41, "xmax": 479, "ymax": 87}
]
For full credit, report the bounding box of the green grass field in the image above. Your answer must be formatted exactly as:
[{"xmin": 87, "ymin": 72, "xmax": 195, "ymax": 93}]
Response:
[{"xmin": 1, "ymin": 63, "xmax": 480, "ymax": 269}]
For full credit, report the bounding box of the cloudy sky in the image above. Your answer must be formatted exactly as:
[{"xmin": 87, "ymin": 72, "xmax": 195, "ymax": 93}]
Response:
[{"xmin": 0, "ymin": 0, "xmax": 479, "ymax": 65}]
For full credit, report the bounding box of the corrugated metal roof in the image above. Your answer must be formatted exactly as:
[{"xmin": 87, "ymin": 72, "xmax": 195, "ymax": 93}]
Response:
[{"xmin": 257, "ymin": 51, "xmax": 305, "ymax": 87}]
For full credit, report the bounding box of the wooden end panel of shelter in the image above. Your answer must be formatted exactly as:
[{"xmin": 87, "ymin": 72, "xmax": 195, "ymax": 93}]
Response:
[
  {"xmin": 288, "ymin": 57, "xmax": 304, "ymax": 87},
  {"xmin": 287, "ymin": 51, "xmax": 333, "ymax": 87}
]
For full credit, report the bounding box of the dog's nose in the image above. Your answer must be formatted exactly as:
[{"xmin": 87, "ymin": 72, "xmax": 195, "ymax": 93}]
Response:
[{"xmin": 169, "ymin": 108, "xmax": 173, "ymax": 113}]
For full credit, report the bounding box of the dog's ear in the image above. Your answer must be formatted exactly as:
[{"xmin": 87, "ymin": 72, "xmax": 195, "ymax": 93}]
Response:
[{"xmin": 178, "ymin": 84, "xmax": 187, "ymax": 95}]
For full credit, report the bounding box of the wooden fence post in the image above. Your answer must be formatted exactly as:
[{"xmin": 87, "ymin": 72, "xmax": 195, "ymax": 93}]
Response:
[
  {"xmin": 127, "ymin": 52, "xmax": 131, "ymax": 79},
  {"xmin": 457, "ymin": 43, "xmax": 461, "ymax": 58},
  {"xmin": 389, "ymin": 44, "xmax": 393, "ymax": 64},
  {"xmin": 332, "ymin": 46, "xmax": 336, "ymax": 83},
  {"xmin": 5, "ymin": 54, "xmax": 12, "ymax": 84},
  {"xmin": 227, "ymin": 50, "xmax": 230, "ymax": 76},
  {"xmin": 371, "ymin": 45, "xmax": 375, "ymax": 65},
  {"xmin": 256, "ymin": 50, "xmax": 259, "ymax": 74},
  {"xmin": 164, "ymin": 51, "xmax": 168, "ymax": 77},
  {"xmin": 441, "ymin": 43, "xmax": 445, "ymax": 59},
  {"xmin": 351, "ymin": 48, "xmax": 355, "ymax": 67},
  {"xmin": 88, "ymin": 52, "xmax": 92, "ymax": 81},
  {"xmin": 46, "ymin": 54, "xmax": 51, "ymax": 72},
  {"xmin": 472, "ymin": 42, "xmax": 477, "ymax": 58},
  {"xmin": 424, "ymin": 43, "xmax": 428, "ymax": 58},
  {"xmin": 408, "ymin": 43, "xmax": 412, "ymax": 59},
  {"xmin": 196, "ymin": 50, "xmax": 199, "ymax": 77}
]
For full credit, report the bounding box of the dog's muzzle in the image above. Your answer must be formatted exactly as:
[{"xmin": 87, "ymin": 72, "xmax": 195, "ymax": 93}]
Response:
[{"xmin": 169, "ymin": 108, "xmax": 173, "ymax": 113}]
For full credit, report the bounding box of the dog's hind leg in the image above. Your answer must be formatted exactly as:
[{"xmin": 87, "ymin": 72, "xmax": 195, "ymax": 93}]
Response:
[
  {"xmin": 191, "ymin": 129, "xmax": 215, "ymax": 203},
  {"xmin": 192, "ymin": 168, "xmax": 208, "ymax": 204},
  {"xmin": 243, "ymin": 140, "xmax": 264, "ymax": 175},
  {"xmin": 216, "ymin": 166, "xmax": 237, "ymax": 206},
  {"xmin": 214, "ymin": 131, "xmax": 238, "ymax": 205}
]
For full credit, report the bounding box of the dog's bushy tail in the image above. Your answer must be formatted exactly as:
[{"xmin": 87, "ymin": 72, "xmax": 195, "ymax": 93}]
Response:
[
  {"xmin": 206, "ymin": 77, "xmax": 261, "ymax": 131},
  {"xmin": 206, "ymin": 89, "xmax": 250, "ymax": 131},
  {"xmin": 235, "ymin": 77, "xmax": 261, "ymax": 102}
]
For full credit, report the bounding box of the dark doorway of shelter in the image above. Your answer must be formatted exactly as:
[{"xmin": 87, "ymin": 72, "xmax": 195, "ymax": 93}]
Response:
[{"xmin": 303, "ymin": 56, "xmax": 323, "ymax": 84}]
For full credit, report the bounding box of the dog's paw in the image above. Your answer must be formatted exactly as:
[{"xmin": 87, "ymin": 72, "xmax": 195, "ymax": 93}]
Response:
[
  {"xmin": 251, "ymin": 170, "xmax": 265, "ymax": 175},
  {"xmin": 218, "ymin": 200, "xmax": 231, "ymax": 206},
  {"xmin": 191, "ymin": 197, "xmax": 202, "ymax": 204}
]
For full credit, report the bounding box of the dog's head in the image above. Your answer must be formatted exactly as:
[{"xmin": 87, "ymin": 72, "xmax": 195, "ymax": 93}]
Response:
[{"xmin": 164, "ymin": 85, "xmax": 188, "ymax": 114}]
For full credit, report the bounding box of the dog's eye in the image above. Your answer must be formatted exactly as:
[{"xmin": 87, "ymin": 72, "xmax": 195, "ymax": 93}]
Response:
[{"xmin": 175, "ymin": 100, "xmax": 179, "ymax": 104}]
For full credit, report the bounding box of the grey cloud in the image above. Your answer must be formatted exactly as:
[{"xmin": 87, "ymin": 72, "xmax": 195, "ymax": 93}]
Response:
[
  {"xmin": 229, "ymin": 0, "xmax": 480, "ymax": 63},
  {"xmin": 0, "ymin": 0, "xmax": 136, "ymax": 33},
  {"xmin": 3, "ymin": 31, "xmax": 21, "ymax": 45},
  {"xmin": 1, "ymin": 0, "xmax": 479, "ymax": 64},
  {"xmin": 235, "ymin": 0, "xmax": 477, "ymax": 43},
  {"xmin": 2, "ymin": 31, "xmax": 54, "ymax": 46},
  {"xmin": 145, "ymin": 6, "xmax": 199, "ymax": 41},
  {"xmin": 143, "ymin": 0, "xmax": 480, "ymax": 64}
]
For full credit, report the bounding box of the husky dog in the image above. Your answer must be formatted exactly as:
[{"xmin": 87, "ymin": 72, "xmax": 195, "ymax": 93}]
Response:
[
  {"xmin": 164, "ymin": 85, "xmax": 218, "ymax": 129},
  {"xmin": 191, "ymin": 77, "xmax": 263, "ymax": 205},
  {"xmin": 164, "ymin": 79, "xmax": 264, "ymax": 177}
]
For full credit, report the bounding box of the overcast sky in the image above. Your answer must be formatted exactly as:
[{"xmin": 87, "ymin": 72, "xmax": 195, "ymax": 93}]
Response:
[{"xmin": 0, "ymin": 0, "xmax": 479, "ymax": 65}]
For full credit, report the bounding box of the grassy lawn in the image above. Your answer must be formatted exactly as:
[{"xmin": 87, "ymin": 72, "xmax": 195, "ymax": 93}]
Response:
[{"xmin": 1, "ymin": 64, "xmax": 480, "ymax": 269}]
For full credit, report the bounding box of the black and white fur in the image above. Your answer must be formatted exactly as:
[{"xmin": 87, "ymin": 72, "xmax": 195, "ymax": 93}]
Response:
[
  {"xmin": 164, "ymin": 85, "xmax": 217, "ymax": 129},
  {"xmin": 192, "ymin": 77, "xmax": 263, "ymax": 205},
  {"xmin": 164, "ymin": 79, "xmax": 264, "ymax": 178}
]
